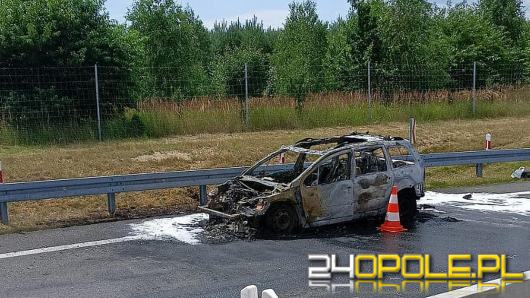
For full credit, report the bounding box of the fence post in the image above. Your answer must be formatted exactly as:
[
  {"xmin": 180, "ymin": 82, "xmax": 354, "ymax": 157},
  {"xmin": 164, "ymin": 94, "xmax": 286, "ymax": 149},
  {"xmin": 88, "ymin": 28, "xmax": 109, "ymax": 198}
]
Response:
[
  {"xmin": 472, "ymin": 62, "xmax": 476, "ymax": 115},
  {"xmin": 244, "ymin": 63, "xmax": 250, "ymax": 128},
  {"xmin": 107, "ymin": 192, "xmax": 116, "ymax": 215},
  {"xmin": 94, "ymin": 64, "xmax": 102, "ymax": 141},
  {"xmin": 0, "ymin": 161, "xmax": 8, "ymax": 224},
  {"xmin": 367, "ymin": 61, "xmax": 372, "ymax": 120}
]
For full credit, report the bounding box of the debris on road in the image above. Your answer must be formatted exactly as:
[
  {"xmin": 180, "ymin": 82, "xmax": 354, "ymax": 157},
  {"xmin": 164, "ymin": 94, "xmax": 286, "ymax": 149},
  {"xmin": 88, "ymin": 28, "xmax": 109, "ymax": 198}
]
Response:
[
  {"xmin": 202, "ymin": 216, "xmax": 259, "ymax": 242},
  {"xmin": 512, "ymin": 167, "xmax": 530, "ymax": 179}
]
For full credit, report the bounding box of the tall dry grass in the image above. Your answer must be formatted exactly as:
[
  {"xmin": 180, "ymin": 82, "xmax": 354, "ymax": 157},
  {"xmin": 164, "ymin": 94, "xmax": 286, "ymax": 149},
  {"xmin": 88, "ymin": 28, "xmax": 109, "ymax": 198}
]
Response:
[
  {"xmin": 2, "ymin": 85, "xmax": 530, "ymax": 144},
  {"xmin": 126, "ymin": 86, "xmax": 530, "ymax": 138}
]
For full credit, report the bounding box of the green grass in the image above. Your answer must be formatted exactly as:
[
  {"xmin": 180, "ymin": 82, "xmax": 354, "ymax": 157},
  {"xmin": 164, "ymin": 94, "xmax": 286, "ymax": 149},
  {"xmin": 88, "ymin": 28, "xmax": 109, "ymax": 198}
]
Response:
[
  {"xmin": 131, "ymin": 99, "xmax": 530, "ymax": 137},
  {"xmin": 0, "ymin": 122, "xmax": 98, "ymax": 146},
  {"xmin": 426, "ymin": 163, "xmax": 530, "ymax": 189},
  {"xmin": 2, "ymin": 98, "xmax": 530, "ymax": 145}
]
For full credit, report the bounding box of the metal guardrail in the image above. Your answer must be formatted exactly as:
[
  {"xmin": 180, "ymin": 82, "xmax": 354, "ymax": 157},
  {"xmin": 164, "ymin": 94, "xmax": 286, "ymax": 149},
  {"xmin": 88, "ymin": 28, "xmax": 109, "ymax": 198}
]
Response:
[
  {"xmin": 422, "ymin": 148, "xmax": 530, "ymax": 177},
  {"xmin": 422, "ymin": 149, "xmax": 530, "ymax": 167},
  {"xmin": 1, "ymin": 149, "xmax": 529, "ymax": 224}
]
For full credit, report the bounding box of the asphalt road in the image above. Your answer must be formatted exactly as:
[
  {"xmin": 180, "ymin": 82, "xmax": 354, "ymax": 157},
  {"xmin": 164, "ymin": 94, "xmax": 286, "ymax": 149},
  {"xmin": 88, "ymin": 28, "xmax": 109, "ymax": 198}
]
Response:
[{"xmin": 0, "ymin": 182, "xmax": 529, "ymax": 298}]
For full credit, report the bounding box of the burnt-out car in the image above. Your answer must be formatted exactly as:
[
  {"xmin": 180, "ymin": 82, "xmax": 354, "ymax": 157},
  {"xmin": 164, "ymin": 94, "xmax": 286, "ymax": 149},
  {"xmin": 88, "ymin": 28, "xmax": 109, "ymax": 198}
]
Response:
[{"xmin": 199, "ymin": 133, "xmax": 425, "ymax": 234}]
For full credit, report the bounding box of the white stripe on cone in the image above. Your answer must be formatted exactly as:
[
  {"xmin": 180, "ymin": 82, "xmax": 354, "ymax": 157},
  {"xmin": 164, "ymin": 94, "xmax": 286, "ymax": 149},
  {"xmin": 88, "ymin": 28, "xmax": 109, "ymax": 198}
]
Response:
[
  {"xmin": 386, "ymin": 212, "xmax": 400, "ymax": 222},
  {"xmin": 379, "ymin": 185, "xmax": 407, "ymax": 232}
]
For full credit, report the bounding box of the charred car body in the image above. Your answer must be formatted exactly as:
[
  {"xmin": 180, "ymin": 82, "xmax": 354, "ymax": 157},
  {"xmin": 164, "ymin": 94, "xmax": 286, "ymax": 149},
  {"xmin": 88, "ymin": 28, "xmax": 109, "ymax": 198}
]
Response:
[{"xmin": 199, "ymin": 133, "xmax": 425, "ymax": 234}]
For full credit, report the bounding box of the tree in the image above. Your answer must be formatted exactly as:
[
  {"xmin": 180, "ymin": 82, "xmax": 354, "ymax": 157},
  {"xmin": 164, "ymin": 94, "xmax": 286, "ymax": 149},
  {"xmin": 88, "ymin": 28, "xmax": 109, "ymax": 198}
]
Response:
[
  {"xmin": 479, "ymin": 0, "xmax": 526, "ymax": 44},
  {"xmin": 210, "ymin": 17, "xmax": 276, "ymax": 57},
  {"xmin": 348, "ymin": 0, "xmax": 452, "ymax": 96},
  {"xmin": 0, "ymin": 0, "xmax": 134, "ymax": 67},
  {"xmin": 271, "ymin": 1, "xmax": 327, "ymax": 108},
  {"xmin": 0, "ymin": 0, "xmax": 138, "ymax": 127},
  {"xmin": 322, "ymin": 17, "xmax": 358, "ymax": 91},
  {"xmin": 210, "ymin": 18, "xmax": 276, "ymax": 98},
  {"xmin": 348, "ymin": 0, "xmax": 385, "ymax": 66},
  {"xmin": 443, "ymin": 3, "xmax": 515, "ymax": 86},
  {"xmin": 127, "ymin": 0, "xmax": 211, "ymax": 98},
  {"xmin": 378, "ymin": 0, "xmax": 452, "ymax": 91},
  {"xmin": 478, "ymin": 0, "xmax": 527, "ymax": 84}
]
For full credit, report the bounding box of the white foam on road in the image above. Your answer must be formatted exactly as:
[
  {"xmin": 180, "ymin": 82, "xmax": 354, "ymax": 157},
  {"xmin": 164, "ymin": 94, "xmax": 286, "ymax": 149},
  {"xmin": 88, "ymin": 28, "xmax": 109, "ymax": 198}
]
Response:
[
  {"xmin": 423, "ymin": 191, "xmax": 530, "ymax": 216},
  {"xmin": 0, "ymin": 213, "xmax": 209, "ymax": 260},
  {"xmin": 129, "ymin": 213, "xmax": 209, "ymax": 244}
]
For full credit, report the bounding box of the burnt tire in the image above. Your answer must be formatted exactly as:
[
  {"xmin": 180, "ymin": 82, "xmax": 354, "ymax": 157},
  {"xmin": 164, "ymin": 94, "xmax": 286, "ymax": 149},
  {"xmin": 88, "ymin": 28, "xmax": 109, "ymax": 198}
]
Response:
[
  {"xmin": 265, "ymin": 204, "xmax": 299, "ymax": 234},
  {"xmin": 398, "ymin": 189, "xmax": 418, "ymax": 223}
]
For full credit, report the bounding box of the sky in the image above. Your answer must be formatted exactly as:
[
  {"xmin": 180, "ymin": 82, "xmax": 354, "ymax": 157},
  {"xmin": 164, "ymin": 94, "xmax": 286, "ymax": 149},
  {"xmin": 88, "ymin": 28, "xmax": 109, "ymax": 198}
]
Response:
[
  {"xmin": 105, "ymin": 0, "xmax": 529, "ymax": 29},
  {"xmin": 105, "ymin": 0, "xmax": 350, "ymax": 28}
]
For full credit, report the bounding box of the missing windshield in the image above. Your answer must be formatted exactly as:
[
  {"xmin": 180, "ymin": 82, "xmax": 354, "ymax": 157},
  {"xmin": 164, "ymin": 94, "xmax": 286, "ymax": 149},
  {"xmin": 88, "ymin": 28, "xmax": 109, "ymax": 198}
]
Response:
[{"xmin": 245, "ymin": 149, "xmax": 321, "ymax": 184}]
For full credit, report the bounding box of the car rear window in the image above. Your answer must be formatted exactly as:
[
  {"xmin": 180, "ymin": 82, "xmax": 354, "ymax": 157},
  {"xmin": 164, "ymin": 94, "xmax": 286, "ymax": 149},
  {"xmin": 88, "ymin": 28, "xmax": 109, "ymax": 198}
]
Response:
[{"xmin": 387, "ymin": 145, "xmax": 415, "ymax": 168}]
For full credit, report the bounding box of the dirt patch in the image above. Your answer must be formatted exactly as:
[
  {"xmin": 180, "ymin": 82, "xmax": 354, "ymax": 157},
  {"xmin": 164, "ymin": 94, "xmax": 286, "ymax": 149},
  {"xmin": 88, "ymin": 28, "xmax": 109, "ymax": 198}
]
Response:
[{"xmin": 133, "ymin": 151, "xmax": 192, "ymax": 162}]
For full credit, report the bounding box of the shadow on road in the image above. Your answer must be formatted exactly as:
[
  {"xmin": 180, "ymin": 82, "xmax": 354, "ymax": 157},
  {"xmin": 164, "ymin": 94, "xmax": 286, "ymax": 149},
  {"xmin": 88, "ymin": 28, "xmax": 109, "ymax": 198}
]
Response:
[{"xmin": 257, "ymin": 210, "xmax": 462, "ymax": 241}]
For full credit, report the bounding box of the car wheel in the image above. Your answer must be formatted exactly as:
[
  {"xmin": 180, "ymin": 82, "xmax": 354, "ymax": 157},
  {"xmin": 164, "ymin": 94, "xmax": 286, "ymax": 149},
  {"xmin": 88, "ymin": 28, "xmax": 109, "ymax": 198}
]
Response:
[
  {"xmin": 265, "ymin": 204, "xmax": 299, "ymax": 234},
  {"xmin": 399, "ymin": 189, "xmax": 418, "ymax": 223}
]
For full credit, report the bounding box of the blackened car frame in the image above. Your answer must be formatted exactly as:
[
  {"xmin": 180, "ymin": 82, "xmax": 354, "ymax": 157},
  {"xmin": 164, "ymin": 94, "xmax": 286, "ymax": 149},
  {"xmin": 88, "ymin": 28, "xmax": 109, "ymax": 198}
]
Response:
[{"xmin": 199, "ymin": 133, "xmax": 425, "ymax": 234}]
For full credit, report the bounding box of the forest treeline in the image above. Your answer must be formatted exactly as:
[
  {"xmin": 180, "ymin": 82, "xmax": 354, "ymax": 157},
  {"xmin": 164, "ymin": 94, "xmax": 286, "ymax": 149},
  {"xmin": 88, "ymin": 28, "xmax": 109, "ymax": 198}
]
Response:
[{"xmin": 1, "ymin": 0, "xmax": 529, "ymax": 118}]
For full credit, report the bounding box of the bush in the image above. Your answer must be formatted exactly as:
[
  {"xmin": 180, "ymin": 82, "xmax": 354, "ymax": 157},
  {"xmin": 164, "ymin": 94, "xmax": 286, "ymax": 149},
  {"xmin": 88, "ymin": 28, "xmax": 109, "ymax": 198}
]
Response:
[{"xmin": 128, "ymin": 114, "xmax": 146, "ymax": 137}]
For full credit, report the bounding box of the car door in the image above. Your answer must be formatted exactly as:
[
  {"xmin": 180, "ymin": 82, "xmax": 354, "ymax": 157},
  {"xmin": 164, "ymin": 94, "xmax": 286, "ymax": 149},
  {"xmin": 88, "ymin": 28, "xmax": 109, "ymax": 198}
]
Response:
[
  {"xmin": 300, "ymin": 151, "xmax": 355, "ymax": 224},
  {"xmin": 353, "ymin": 146, "xmax": 394, "ymax": 216}
]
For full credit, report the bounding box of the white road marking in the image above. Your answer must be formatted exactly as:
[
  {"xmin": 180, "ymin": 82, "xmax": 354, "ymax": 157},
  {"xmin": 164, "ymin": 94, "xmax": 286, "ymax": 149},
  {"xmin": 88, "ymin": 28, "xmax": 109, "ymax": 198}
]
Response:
[
  {"xmin": 427, "ymin": 270, "xmax": 530, "ymax": 298},
  {"xmin": 0, "ymin": 236, "xmax": 142, "ymax": 260},
  {"xmin": 0, "ymin": 213, "xmax": 209, "ymax": 260}
]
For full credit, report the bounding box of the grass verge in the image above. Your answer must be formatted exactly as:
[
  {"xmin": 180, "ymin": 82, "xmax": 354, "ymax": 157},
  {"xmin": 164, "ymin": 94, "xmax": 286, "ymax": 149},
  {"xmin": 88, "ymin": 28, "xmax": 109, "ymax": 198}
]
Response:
[{"xmin": 0, "ymin": 116, "xmax": 529, "ymax": 234}]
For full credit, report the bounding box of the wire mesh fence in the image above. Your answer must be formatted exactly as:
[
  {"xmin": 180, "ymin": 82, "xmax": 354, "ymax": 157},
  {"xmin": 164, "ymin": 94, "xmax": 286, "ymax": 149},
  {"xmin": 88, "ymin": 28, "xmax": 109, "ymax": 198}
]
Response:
[{"xmin": 0, "ymin": 62, "xmax": 529, "ymax": 145}]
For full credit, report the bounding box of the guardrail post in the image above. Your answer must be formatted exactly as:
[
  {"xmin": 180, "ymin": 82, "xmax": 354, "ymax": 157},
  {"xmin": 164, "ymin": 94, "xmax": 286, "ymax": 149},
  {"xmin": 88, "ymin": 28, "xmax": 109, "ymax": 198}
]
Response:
[
  {"xmin": 199, "ymin": 185, "xmax": 207, "ymax": 206},
  {"xmin": 0, "ymin": 202, "xmax": 8, "ymax": 225},
  {"xmin": 107, "ymin": 193, "xmax": 116, "ymax": 215},
  {"xmin": 408, "ymin": 117, "xmax": 416, "ymax": 145},
  {"xmin": 476, "ymin": 164, "xmax": 483, "ymax": 177}
]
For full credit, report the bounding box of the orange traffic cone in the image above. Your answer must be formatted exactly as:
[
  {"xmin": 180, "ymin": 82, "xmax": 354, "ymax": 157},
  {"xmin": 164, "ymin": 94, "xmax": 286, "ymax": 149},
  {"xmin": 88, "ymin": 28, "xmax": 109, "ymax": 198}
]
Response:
[{"xmin": 378, "ymin": 186, "xmax": 407, "ymax": 233}]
